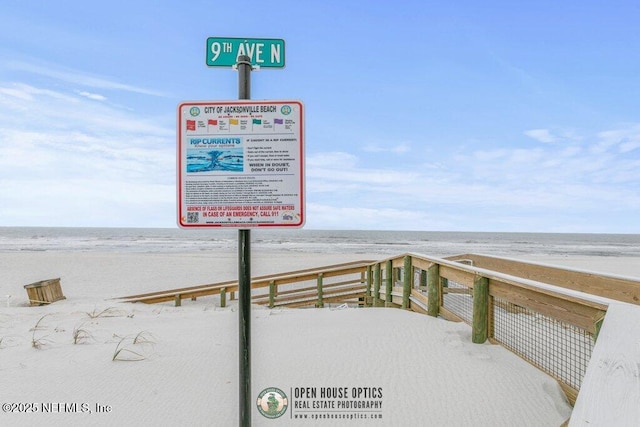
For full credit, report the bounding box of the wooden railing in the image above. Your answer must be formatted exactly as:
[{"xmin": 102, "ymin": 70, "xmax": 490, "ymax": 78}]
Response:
[
  {"xmin": 117, "ymin": 260, "xmax": 372, "ymax": 307},
  {"xmin": 446, "ymin": 253, "xmax": 640, "ymax": 305},
  {"xmin": 117, "ymin": 252, "xmax": 640, "ymax": 405},
  {"xmin": 368, "ymin": 253, "xmax": 616, "ymax": 404}
]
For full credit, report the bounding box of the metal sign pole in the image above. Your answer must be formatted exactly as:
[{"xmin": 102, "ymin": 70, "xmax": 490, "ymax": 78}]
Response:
[{"xmin": 236, "ymin": 54, "xmax": 252, "ymax": 427}]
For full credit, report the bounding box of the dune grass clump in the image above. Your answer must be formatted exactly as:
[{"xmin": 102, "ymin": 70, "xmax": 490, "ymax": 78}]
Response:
[
  {"xmin": 30, "ymin": 315, "xmax": 52, "ymax": 349},
  {"xmin": 85, "ymin": 307, "xmax": 125, "ymax": 319},
  {"xmin": 72, "ymin": 322, "xmax": 94, "ymax": 344},
  {"xmin": 112, "ymin": 331, "xmax": 155, "ymax": 361}
]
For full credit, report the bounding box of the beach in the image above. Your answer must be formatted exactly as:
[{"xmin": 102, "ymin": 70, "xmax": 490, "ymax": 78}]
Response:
[{"xmin": 1, "ymin": 230, "xmax": 639, "ymax": 426}]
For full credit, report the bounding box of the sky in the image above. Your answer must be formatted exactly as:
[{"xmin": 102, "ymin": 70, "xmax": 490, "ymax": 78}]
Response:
[{"xmin": 0, "ymin": 0, "xmax": 639, "ymax": 233}]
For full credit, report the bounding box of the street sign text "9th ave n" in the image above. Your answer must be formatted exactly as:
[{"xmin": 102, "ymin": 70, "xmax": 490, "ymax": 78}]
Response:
[{"xmin": 206, "ymin": 37, "xmax": 285, "ymax": 68}]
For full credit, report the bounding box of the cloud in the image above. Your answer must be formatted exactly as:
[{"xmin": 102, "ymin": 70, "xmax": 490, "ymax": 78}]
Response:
[
  {"xmin": 306, "ymin": 203, "xmax": 455, "ymax": 231},
  {"xmin": 362, "ymin": 142, "xmax": 411, "ymax": 154},
  {"xmin": 0, "ymin": 82, "xmax": 175, "ymax": 226},
  {"xmin": 524, "ymin": 128, "xmax": 556, "ymax": 143},
  {"xmin": 77, "ymin": 91, "xmax": 107, "ymax": 101},
  {"xmin": 307, "ymin": 151, "xmax": 422, "ymax": 192},
  {"xmin": 594, "ymin": 126, "xmax": 640, "ymax": 154},
  {"xmin": 6, "ymin": 59, "xmax": 167, "ymax": 97},
  {"xmin": 307, "ymin": 152, "xmax": 358, "ymax": 169},
  {"xmin": 304, "ymin": 122, "xmax": 640, "ymax": 231},
  {"xmin": 0, "ymin": 178, "xmax": 174, "ymax": 227}
]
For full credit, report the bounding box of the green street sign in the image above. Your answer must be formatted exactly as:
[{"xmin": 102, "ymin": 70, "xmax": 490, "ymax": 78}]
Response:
[{"xmin": 206, "ymin": 37, "xmax": 285, "ymax": 68}]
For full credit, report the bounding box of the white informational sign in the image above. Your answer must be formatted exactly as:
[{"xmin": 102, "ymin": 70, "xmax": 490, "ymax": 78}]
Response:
[{"xmin": 177, "ymin": 100, "xmax": 304, "ymax": 228}]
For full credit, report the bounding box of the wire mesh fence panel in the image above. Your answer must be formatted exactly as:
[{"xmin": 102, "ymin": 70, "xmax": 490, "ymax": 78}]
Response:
[
  {"xmin": 492, "ymin": 297, "xmax": 595, "ymax": 390},
  {"xmin": 442, "ymin": 280, "xmax": 473, "ymax": 325}
]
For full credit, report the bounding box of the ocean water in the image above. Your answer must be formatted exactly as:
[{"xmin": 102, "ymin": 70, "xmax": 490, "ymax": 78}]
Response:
[{"xmin": 0, "ymin": 227, "xmax": 639, "ymax": 258}]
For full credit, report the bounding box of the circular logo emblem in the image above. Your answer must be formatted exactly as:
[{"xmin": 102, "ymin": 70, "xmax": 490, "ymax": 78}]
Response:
[
  {"xmin": 189, "ymin": 107, "xmax": 200, "ymax": 116},
  {"xmin": 280, "ymin": 105, "xmax": 292, "ymax": 115},
  {"xmin": 256, "ymin": 387, "xmax": 288, "ymax": 419}
]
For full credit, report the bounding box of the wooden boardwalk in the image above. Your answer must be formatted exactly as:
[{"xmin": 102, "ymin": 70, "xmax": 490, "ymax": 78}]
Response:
[
  {"xmin": 115, "ymin": 251, "xmax": 640, "ymax": 420},
  {"xmin": 569, "ymin": 302, "xmax": 640, "ymax": 426},
  {"xmin": 116, "ymin": 260, "xmax": 373, "ymax": 307}
]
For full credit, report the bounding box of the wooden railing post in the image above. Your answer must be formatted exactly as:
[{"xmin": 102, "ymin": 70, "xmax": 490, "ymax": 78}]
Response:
[
  {"xmin": 220, "ymin": 287, "xmax": 227, "ymax": 308},
  {"xmin": 427, "ymin": 264, "xmax": 440, "ymax": 317},
  {"xmin": 174, "ymin": 294, "xmax": 182, "ymax": 307},
  {"xmin": 317, "ymin": 273, "xmax": 324, "ymax": 308},
  {"xmin": 472, "ymin": 275, "xmax": 489, "ymax": 343},
  {"xmin": 374, "ymin": 263, "xmax": 381, "ymax": 307},
  {"xmin": 385, "ymin": 260, "xmax": 393, "ymax": 307},
  {"xmin": 593, "ymin": 311, "xmax": 606, "ymax": 342},
  {"xmin": 402, "ymin": 255, "xmax": 412, "ymax": 309},
  {"xmin": 366, "ymin": 265, "xmax": 373, "ymax": 307},
  {"xmin": 268, "ymin": 280, "xmax": 275, "ymax": 308}
]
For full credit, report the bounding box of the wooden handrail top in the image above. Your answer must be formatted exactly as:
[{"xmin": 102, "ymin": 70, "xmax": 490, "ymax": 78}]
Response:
[
  {"xmin": 117, "ymin": 281, "xmax": 237, "ymax": 303},
  {"xmin": 401, "ymin": 252, "xmax": 613, "ymax": 310},
  {"xmin": 116, "ymin": 260, "xmax": 372, "ymax": 303},
  {"xmin": 446, "ymin": 253, "xmax": 640, "ymax": 306}
]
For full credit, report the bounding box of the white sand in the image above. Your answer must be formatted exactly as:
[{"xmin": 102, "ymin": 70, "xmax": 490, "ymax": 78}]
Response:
[
  {"xmin": 518, "ymin": 254, "xmax": 640, "ymax": 280},
  {"xmin": 3, "ymin": 251, "xmax": 637, "ymax": 426}
]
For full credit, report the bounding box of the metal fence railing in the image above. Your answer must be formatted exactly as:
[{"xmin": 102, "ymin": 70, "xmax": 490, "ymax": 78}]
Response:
[
  {"xmin": 492, "ymin": 298, "xmax": 595, "ymax": 391},
  {"xmin": 437, "ymin": 278, "xmax": 595, "ymax": 391},
  {"xmin": 441, "ymin": 280, "xmax": 473, "ymax": 325}
]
